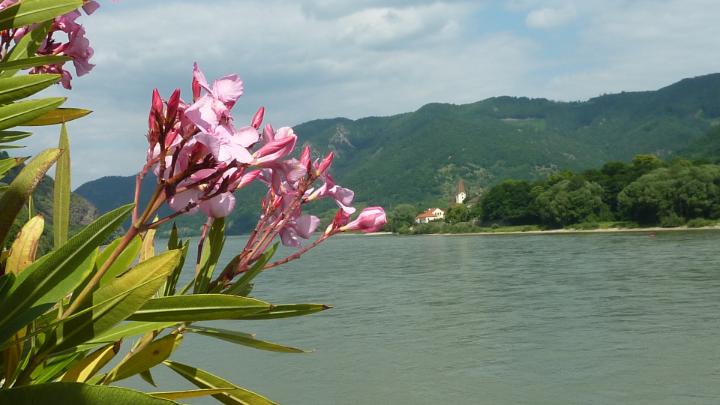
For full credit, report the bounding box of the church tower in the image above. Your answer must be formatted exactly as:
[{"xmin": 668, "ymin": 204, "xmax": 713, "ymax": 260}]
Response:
[{"xmin": 455, "ymin": 179, "xmax": 466, "ymax": 204}]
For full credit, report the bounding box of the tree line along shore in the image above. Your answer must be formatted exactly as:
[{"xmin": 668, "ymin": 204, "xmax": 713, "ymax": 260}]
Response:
[{"xmin": 385, "ymin": 154, "xmax": 720, "ymax": 235}]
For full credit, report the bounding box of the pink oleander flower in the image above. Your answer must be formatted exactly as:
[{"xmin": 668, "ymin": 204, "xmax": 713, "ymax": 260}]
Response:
[
  {"xmin": 25, "ymin": 2, "xmax": 99, "ymax": 88},
  {"xmin": 199, "ymin": 192, "xmax": 236, "ymax": 218},
  {"xmin": 340, "ymin": 207, "xmax": 387, "ymax": 233},
  {"xmin": 306, "ymin": 173, "xmax": 355, "ymax": 214},
  {"xmin": 279, "ymin": 214, "xmax": 320, "ymax": 248},
  {"xmin": 253, "ymin": 127, "xmax": 297, "ymax": 166},
  {"xmin": 186, "ymin": 63, "xmax": 257, "ymax": 164}
]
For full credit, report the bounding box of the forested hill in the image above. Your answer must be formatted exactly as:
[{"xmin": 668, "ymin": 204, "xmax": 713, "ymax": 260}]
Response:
[
  {"xmin": 75, "ymin": 73, "xmax": 720, "ymax": 233},
  {"xmin": 294, "ymin": 73, "xmax": 720, "ymax": 207}
]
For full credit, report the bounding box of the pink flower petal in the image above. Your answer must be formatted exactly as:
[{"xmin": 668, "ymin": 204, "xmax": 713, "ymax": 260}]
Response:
[{"xmin": 200, "ymin": 192, "xmax": 236, "ymax": 218}]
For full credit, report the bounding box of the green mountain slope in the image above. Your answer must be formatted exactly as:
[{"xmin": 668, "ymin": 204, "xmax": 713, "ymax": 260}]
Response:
[
  {"xmin": 1, "ymin": 153, "xmax": 99, "ymax": 251},
  {"xmin": 75, "ymin": 73, "xmax": 720, "ymax": 233}
]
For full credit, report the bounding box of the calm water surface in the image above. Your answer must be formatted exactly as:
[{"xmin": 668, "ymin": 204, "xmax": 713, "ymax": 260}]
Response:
[{"xmin": 128, "ymin": 231, "xmax": 720, "ymax": 404}]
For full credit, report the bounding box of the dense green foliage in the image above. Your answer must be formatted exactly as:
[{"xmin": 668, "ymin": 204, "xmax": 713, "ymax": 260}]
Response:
[
  {"xmin": 480, "ymin": 179, "xmax": 536, "ymax": 225},
  {"xmin": 395, "ymin": 155, "xmax": 720, "ymax": 233},
  {"xmin": 534, "ymin": 176, "xmax": 609, "ymax": 227},
  {"xmin": 77, "ymin": 73, "xmax": 720, "ymax": 234},
  {"xmin": 618, "ymin": 163, "xmax": 720, "ymax": 225}
]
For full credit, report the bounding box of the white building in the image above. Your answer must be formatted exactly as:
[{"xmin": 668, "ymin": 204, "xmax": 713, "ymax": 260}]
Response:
[
  {"xmin": 455, "ymin": 179, "xmax": 466, "ymax": 204},
  {"xmin": 415, "ymin": 208, "xmax": 445, "ymax": 224}
]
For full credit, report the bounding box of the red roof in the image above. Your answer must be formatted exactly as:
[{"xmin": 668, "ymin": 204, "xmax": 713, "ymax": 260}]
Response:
[{"xmin": 415, "ymin": 208, "xmax": 443, "ymax": 219}]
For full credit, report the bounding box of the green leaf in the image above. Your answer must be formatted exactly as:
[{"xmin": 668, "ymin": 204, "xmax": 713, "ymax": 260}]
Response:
[
  {"xmin": 127, "ymin": 294, "xmax": 271, "ymax": 322},
  {"xmin": 195, "ymin": 218, "xmax": 224, "ymax": 293},
  {"xmin": 30, "ymin": 351, "xmax": 83, "ymax": 383},
  {"xmin": 0, "ymin": 55, "xmax": 71, "ymax": 72},
  {"xmin": 0, "ymin": 21, "xmax": 52, "ymax": 78},
  {"xmin": 188, "ymin": 326, "xmax": 306, "ymax": 353},
  {"xmin": 164, "ymin": 360, "xmax": 277, "ymax": 405},
  {"xmin": 139, "ymin": 369, "xmax": 157, "ymax": 387},
  {"xmin": 54, "ymin": 250, "xmax": 181, "ymax": 351},
  {"xmin": 22, "ymin": 107, "xmax": 91, "ymax": 126},
  {"xmin": 0, "ymin": 97, "xmax": 65, "ymax": 130},
  {"xmin": 0, "ymin": 74, "xmax": 60, "ymax": 105},
  {"xmin": 77, "ymin": 321, "xmax": 178, "ymax": 351},
  {"xmin": 167, "ymin": 223, "xmax": 179, "ymax": 250},
  {"xmin": 164, "ymin": 240, "xmax": 188, "ymax": 296},
  {"xmin": 0, "ymin": 383, "xmax": 178, "ymax": 404},
  {"xmin": 0, "ymin": 148, "xmax": 60, "ymax": 245},
  {"xmin": 0, "ymin": 204, "xmax": 133, "ymax": 344},
  {"xmin": 224, "ymin": 243, "xmax": 278, "ymax": 296},
  {"xmin": 150, "ymin": 388, "xmax": 234, "ymax": 401},
  {"xmin": 0, "ymin": 156, "xmax": 25, "ymax": 179},
  {"xmin": 104, "ymin": 333, "xmax": 183, "ymax": 383},
  {"xmin": 97, "ymin": 235, "xmax": 142, "ymax": 286},
  {"xmin": 0, "ymin": 0, "xmax": 83, "ymax": 31},
  {"xmin": 0, "ymin": 130, "xmax": 31, "ymax": 144},
  {"xmin": 237, "ymin": 303, "xmax": 331, "ymax": 320},
  {"xmin": 53, "ymin": 123, "xmax": 70, "ymax": 248}
]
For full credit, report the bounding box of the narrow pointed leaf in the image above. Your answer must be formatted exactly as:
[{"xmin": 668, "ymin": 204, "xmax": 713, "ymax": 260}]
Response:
[
  {"xmin": 0, "ymin": 0, "xmax": 83, "ymax": 31},
  {"xmin": 127, "ymin": 294, "xmax": 270, "ymax": 322},
  {"xmin": 238, "ymin": 303, "xmax": 331, "ymax": 320},
  {"xmin": 139, "ymin": 369, "xmax": 157, "ymax": 387},
  {"xmin": 54, "ymin": 250, "xmax": 181, "ymax": 351},
  {"xmin": 77, "ymin": 321, "xmax": 178, "ymax": 351},
  {"xmin": 0, "ymin": 55, "xmax": 71, "ymax": 71},
  {"xmin": 0, "ymin": 97, "xmax": 65, "ymax": 130},
  {"xmin": 0, "ymin": 131, "xmax": 31, "ymax": 143},
  {"xmin": 167, "ymin": 223, "xmax": 179, "ymax": 250},
  {"xmin": 61, "ymin": 344, "xmax": 117, "ymax": 383},
  {"xmin": 23, "ymin": 107, "xmax": 91, "ymax": 126},
  {"xmin": 0, "ymin": 74, "xmax": 60, "ymax": 104},
  {"xmin": 0, "ymin": 156, "xmax": 25, "ymax": 179},
  {"xmin": 0, "ymin": 383, "xmax": 178, "ymax": 404},
  {"xmin": 0, "ymin": 148, "xmax": 60, "ymax": 245},
  {"xmin": 195, "ymin": 218, "xmax": 224, "ymax": 293},
  {"xmin": 164, "ymin": 240, "xmax": 188, "ymax": 296},
  {"xmin": 54, "ymin": 123, "xmax": 70, "ymax": 247},
  {"xmin": 104, "ymin": 333, "xmax": 183, "ymax": 383},
  {"xmin": 96, "ymin": 234, "xmax": 142, "ymax": 285},
  {"xmin": 164, "ymin": 360, "xmax": 277, "ymax": 405},
  {"xmin": 224, "ymin": 243, "xmax": 278, "ymax": 296},
  {"xmin": 30, "ymin": 351, "xmax": 83, "ymax": 383},
  {"xmin": 6, "ymin": 214, "xmax": 44, "ymax": 274},
  {"xmin": 0, "ymin": 204, "xmax": 133, "ymax": 344},
  {"xmin": 188, "ymin": 326, "xmax": 306, "ymax": 353},
  {"xmin": 150, "ymin": 388, "xmax": 234, "ymax": 401}
]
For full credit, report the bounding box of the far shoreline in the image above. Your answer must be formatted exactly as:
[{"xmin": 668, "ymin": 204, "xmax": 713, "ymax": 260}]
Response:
[{"xmin": 407, "ymin": 225, "xmax": 720, "ymax": 236}]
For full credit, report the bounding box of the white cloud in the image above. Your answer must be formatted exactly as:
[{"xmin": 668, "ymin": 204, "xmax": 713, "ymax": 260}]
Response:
[
  {"xmin": 16, "ymin": 0, "xmax": 720, "ymax": 186},
  {"xmin": 525, "ymin": 5, "xmax": 576, "ymax": 29}
]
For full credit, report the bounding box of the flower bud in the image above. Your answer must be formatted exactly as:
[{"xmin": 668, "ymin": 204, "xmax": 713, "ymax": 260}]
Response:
[
  {"xmin": 253, "ymin": 134, "xmax": 297, "ymax": 166},
  {"xmin": 339, "ymin": 207, "xmax": 387, "ymax": 233},
  {"xmin": 251, "ymin": 106, "xmax": 265, "ymax": 129},
  {"xmin": 317, "ymin": 151, "xmax": 334, "ymax": 176},
  {"xmin": 166, "ymin": 88, "xmax": 181, "ymax": 125}
]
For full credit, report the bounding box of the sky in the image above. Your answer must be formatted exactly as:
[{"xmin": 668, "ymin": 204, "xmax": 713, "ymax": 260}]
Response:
[{"xmin": 19, "ymin": 0, "xmax": 720, "ymax": 186}]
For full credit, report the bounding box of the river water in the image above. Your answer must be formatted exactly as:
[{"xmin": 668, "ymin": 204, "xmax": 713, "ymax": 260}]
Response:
[{"xmin": 128, "ymin": 231, "xmax": 720, "ymax": 404}]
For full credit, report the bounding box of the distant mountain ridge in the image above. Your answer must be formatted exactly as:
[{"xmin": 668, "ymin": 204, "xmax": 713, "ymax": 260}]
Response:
[{"xmin": 75, "ymin": 73, "xmax": 720, "ymax": 233}]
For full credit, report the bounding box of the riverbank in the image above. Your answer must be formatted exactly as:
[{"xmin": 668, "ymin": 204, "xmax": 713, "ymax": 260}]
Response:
[{"xmin": 420, "ymin": 225, "xmax": 720, "ymax": 236}]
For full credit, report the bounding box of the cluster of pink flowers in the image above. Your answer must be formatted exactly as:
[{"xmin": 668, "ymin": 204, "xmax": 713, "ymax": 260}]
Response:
[
  {"xmin": 143, "ymin": 64, "xmax": 386, "ymax": 251},
  {"xmin": 0, "ymin": 0, "xmax": 99, "ymax": 88}
]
